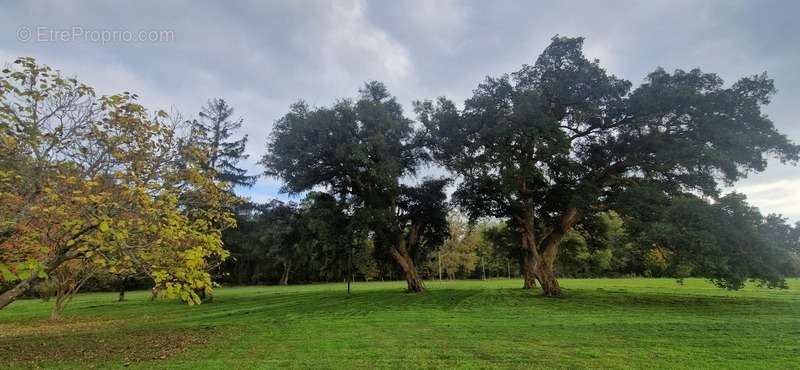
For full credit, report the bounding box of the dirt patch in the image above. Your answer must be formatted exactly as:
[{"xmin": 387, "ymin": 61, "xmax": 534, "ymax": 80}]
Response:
[{"xmin": 0, "ymin": 326, "xmax": 219, "ymax": 368}]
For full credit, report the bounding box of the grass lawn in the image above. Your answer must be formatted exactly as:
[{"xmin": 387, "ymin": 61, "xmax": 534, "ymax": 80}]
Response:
[{"xmin": 1, "ymin": 278, "xmax": 798, "ymax": 369}]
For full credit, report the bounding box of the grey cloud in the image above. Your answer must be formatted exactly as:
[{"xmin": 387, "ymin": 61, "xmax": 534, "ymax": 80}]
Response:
[{"xmin": 1, "ymin": 0, "xmax": 798, "ymax": 220}]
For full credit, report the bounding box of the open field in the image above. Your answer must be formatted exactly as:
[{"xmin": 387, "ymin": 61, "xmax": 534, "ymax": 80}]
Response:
[{"xmin": 1, "ymin": 278, "xmax": 799, "ymax": 369}]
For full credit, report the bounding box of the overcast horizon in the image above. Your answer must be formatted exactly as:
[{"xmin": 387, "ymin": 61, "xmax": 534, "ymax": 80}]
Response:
[{"xmin": 2, "ymin": 0, "xmax": 798, "ymax": 221}]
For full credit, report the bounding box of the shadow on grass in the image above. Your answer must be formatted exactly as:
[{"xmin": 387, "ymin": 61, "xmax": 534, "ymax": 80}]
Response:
[{"xmin": 127, "ymin": 285, "xmax": 796, "ymax": 326}]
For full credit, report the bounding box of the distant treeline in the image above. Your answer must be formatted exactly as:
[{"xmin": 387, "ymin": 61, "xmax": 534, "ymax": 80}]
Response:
[{"xmin": 217, "ymin": 201, "xmax": 800, "ymax": 286}]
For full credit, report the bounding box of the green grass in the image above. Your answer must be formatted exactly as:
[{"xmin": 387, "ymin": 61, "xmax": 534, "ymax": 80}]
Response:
[{"xmin": 1, "ymin": 278, "xmax": 799, "ymax": 369}]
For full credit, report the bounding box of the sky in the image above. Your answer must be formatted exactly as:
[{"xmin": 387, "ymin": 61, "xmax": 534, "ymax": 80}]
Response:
[{"xmin": 1, "ymin": 0, "xmax": 798, "ymax": 221}]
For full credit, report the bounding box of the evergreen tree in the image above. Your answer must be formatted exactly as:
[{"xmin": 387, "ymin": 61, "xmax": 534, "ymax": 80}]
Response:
[{"xmin": 191, "ymin": 98, "xmax": 257, "ymax": 187}]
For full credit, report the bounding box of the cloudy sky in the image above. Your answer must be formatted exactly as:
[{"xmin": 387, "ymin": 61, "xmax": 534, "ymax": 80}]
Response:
[{"xmin": 2, "ymin": 0, "xmax": 798, "ymax": 221}]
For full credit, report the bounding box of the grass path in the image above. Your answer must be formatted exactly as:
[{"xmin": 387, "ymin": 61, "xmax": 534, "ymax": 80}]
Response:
[{"xmin": 1, "ymin": 278, "xmax": 799, "ymax": 369}]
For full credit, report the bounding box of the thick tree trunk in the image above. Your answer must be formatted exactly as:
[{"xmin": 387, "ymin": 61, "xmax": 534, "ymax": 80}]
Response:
[
  {"xmin": 522, "ymin": 250, "xmax": 537, "ymax": 289},
  {"xmin": 519, "ymin": 213, "xmax": 538, "ymax": 290},
  {"xmin": 523, "ymin": 272, "xmax": 537, "ymax": 289},
  {"xmin": 524, "ymin": 239, "xmax": 564, "ymax": 297},
  {"xmin": 535, "ymin": 270, "xmax": 560, "ymax": 296},
  {"xmin": 532, "ymin": 208, "xmax": 578, "ymax": 297},
  {"xmin": 534, "ymin": 257, "xmax": 561, "ymax": 297},
  {"xmin": 390, "ymin": 247, "xmax": 424, "ymax": 293},
  {"xmin": 515, "ymin": 190, "xmax": 576, "ymax": 296},
  {"xmin": 279, "ymin": 261, "xmax": 290, "ymax": 285}
]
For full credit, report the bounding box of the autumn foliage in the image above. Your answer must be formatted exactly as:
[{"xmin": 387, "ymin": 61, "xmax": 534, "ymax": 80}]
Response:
[{"xmin": 0, "ymin": 58, "xmax": 234, "ymax": 311}]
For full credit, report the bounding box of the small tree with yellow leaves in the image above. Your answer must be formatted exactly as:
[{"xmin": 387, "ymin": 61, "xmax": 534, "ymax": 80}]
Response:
[{"xmin": 0, "ymin": 57, "xmax": 234, "ymax": 313}]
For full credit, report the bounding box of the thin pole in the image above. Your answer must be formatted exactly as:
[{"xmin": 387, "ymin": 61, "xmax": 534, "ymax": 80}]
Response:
[{"xmin": 438, "ymin": 250, "xmax": 442, "ymax": 281}]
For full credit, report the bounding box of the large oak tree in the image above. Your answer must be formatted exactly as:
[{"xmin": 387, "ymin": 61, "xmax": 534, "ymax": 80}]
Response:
[
  {"xmin": 262, "ymin": 82, "xmax": 448, "ymax": 292},
  {"xmin": 417, "ymin": 36, "xmax": 799, "ymax": 296}
]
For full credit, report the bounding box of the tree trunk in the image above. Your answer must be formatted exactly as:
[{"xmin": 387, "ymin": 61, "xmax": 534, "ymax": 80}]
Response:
[
  {"xmin": 390, "ymin": 247, "xmax": 424, "ymax": 293},
  {"xmin": 0, "ymin": 274, "xmax": 38, "ymax": 310},
  {"xmin": 51, "ymin": 286, "xmax": 75, "ymax": 320},
  {"xmin": 50, "ymin": 267, "xmax": 94, "ymax": 320},
  {"xmin": 522, "ymin": 250, "xmax": 537, "ymax": 289},
  {"xmin": 534, "ymin": 258, "xmax": 561, "ymax": 297},
  {"xmin": 523, "ymin": 273, "xmax": 537, "ymax": 289},
  {"xmin": 520, "ymin": 224, "xmax": 537, "ymax": 289},
  {"xmin": 438, "ymin": 250, "xmax": 442, "ymax": 281},
  {"xmin": 0, "ymin": 254, "xmax": 68, "ymax": 311},
  {"xmin": 530, "ymin": 208, "xmax": 578, "ymax": 297},
  {"xmin": 0, "ymin": 225, "xmax": 97, "ymax": 311},
  {"xmin": 117, "ymin": 277, "xmax": 128, "ymax": 302},
  {"xmin": 51, "ymin": 293, "xmax": 68, "ymax": 320},
  {"xmin": 516, "ymin": 196, "xmax": 575, "ymax": 296},
  {"xmin": 347, "ymin": 245, "xmax": 353, "ymax": 294},
  {"xmin": 279, "ymin": 261, "xmax": 290, "ymax": 285},
  {"xmin": 201, "ymin": 289, "xmax": 213, "ymax": 303}
]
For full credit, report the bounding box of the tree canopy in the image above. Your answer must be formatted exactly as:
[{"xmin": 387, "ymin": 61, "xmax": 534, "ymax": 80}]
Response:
[
  {"xmin": 417, "ymin": 36, "xmax": 799, "ymax": 295},
  {"xmin": 262, "ymin": 82, "xmax": 449, "ymax": 292}
]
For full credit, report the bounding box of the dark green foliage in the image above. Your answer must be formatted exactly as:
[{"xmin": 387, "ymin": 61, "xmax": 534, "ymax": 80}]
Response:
[
  {"xmin": 191, "ymin": 98, "xmax": 257, "ymax": 187},
  {"xmin": 555, "ymin": 211, "xmax": 641, "ymax": 278},
  {"xmin": 614, "ymin": 190, "xmax": 799, "ymax": 289},
  {"xmin": 393, "ymin": 179, "xmax": 451, "ymax": 260},
  {"xmin": 763, "ymin": 217, "xmax": 800, "ymax": 276},
  {"xmin": 482, "ymin": 223, "xmax": 524, "ymax": 277},
  {"xmin": 221, "ymin": 201, "xmax": 308, "ymax": 285},
  {"xmin": 262, "ymin": 82, "xmax": 426, "ymax": 197},
  {"xmin": 221, "ymin": 204, "xmax": 267, "ymax": 284},
  {"xmin": 221, "ymin": 194, "xmax": 377, "ymax": 285},
  {"xmin": 418, "ymin": 36, "xmax": 799, "ymax": 293},
  {"xmin": 257, "ymin": 201, "xmax": 307, "ymax": 284},
  {"xmin": 262, "ymin": 82, "xmax": 449, "ymax": 291},
  {"xmin": 301, "ymin": 192, "xmax": 373, "ymax": 282}
]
